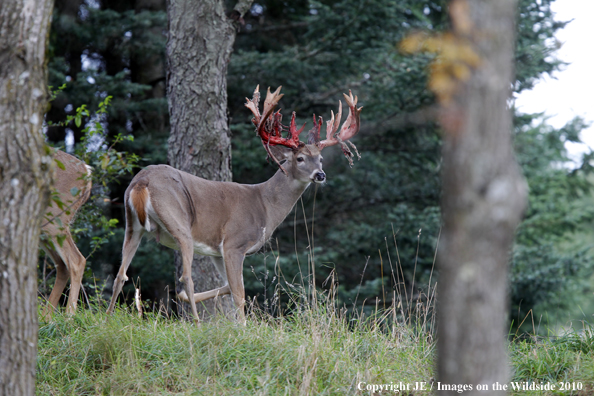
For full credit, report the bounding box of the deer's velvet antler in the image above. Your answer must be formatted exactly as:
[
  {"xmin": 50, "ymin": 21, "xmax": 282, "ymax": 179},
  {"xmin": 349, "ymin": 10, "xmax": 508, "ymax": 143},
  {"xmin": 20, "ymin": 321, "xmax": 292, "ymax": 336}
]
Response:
[
  {"xmin": 316, "ymin": 91, "xmax": 362, "ymax": 166},
  {"xmin": 245, "ymin": 86, "xmax": 307, "ymax": 172},
  {"xmin": 246, "ymin": 86, "xmax": 362, "ymax": 168},
  {"xmin": 245, "ymin": 86, "xmax": 306, "ymax": 149}
]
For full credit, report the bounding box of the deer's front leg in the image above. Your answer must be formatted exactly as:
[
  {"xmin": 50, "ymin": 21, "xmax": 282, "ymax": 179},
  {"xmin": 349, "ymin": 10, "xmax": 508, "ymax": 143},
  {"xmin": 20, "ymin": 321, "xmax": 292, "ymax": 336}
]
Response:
[{"xmin": 223, "ymin": 249, "xmax": 247, "ymax": 324}]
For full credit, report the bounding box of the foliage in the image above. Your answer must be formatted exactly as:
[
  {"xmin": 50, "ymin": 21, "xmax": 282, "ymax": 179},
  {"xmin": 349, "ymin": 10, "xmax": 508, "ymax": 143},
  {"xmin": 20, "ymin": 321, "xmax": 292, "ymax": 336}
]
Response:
[
  {"xmin": 511, "ymin": 114, "xmax": 594, "ymax": 328},
  {"xmin": 48, "ymin": 94, "xmax": 138, "ymax": 249},
  {"xmin": 46, "ymin": 0, "xmax": 169, "ymax": 204},
  {"xmin": 515, "ymin": 0, "xmax": 569, "ymax": 92}
]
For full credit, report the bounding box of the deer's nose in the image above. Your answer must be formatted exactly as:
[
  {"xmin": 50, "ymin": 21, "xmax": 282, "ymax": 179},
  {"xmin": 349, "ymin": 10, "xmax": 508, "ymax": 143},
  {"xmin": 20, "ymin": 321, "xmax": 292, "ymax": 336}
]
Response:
[{"xmin": 314, "ymin": 171, "xmax": 326, "ymax": 183}]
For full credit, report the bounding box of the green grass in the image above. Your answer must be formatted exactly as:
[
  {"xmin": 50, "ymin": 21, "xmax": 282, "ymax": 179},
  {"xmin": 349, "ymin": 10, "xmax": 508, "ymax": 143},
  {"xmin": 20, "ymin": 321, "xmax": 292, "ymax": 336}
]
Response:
[
  {"xmin": 37, "ymin": 298, "xmax": 434, "ymax": 395},
  {"xmin": 37, "ymin": 298, "xmax": 594, "ymax": 396},
  {"xmin": 509, "ymin": 325, "xmax": 594, "ymax": 394}
]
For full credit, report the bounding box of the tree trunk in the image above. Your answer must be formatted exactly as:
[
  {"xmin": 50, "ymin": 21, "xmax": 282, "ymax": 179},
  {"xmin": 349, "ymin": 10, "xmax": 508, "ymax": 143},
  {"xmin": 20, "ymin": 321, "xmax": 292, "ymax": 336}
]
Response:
[
  {"xmin": 0, "ymin": 0, "xmax": 54, "ymax": 394},
  {"xmin": 165, "ymin": 0, "xmax": 252, "ymax": 319},
  {"xmin": 436, "ymin": 0, "xmax": 527, "ymax": 392}
]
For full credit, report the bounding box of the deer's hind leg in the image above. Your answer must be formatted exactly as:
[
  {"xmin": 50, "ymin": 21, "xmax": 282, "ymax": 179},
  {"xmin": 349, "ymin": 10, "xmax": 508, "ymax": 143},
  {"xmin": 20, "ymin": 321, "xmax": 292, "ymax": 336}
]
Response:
[
  {"xmin": 41, "ymin": 242, "xmax": 70, "ymax": 320},
  {"xmin": 41, "ymin": 232, "xmax": 87, "ymax": 319},
  {"xmin": 61, "ymin": 232, "xmax": 87, "ymax": 315},
  {"xmin": 107, "ymin": 223, "xmax": 144, "ymax": 314},
  {"xmin": 177, "ymin": 256, "xmax": 231, "ymax": 303}
]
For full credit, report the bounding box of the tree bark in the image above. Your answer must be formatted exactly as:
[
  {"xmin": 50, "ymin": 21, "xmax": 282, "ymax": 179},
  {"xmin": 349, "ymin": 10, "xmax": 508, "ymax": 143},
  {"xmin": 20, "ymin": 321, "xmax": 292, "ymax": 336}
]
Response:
[
  {"xmin": 0, "ymin": 0, "xmax": 54, "ymax": 394},
  {"xmin": 436, "ymin": 0, "xmax": 527, "ymax": 393},
  {"xmin": 165, "ymin": 0, "xmax": 252, "ymax": 319}
]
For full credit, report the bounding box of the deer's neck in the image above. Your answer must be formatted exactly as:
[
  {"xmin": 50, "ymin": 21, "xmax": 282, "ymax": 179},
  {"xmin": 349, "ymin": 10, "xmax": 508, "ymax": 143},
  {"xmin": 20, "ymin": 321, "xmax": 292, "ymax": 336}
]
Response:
[{"xmin": 260, "ymin": 170, "xmax": 311, "ymax": 229}]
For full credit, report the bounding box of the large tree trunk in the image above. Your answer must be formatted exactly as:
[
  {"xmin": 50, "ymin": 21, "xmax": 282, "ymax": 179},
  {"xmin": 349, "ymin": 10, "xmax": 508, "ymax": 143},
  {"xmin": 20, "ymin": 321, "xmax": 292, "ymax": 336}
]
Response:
[
  {"xmin": 165, "ymin": 0, "xmax": 252, "ymax": 319},
  {"xmin": 436, "ymin": 0, "xmax": 527, "ymax": 392},
  {"xmin": 0, "ymin": 0, "xmax": 54, "ymax": 394}
]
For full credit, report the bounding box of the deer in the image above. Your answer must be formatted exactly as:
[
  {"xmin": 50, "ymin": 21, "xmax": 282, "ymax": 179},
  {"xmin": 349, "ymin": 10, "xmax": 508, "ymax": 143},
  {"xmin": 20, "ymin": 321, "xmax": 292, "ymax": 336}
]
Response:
[
  {"xmin": 40, "ymin": 149, "xmax": 92, "ymax": 319},
  {"xmin": 106, "ymin": 86, "xmax": 362, "ymax": 323}
]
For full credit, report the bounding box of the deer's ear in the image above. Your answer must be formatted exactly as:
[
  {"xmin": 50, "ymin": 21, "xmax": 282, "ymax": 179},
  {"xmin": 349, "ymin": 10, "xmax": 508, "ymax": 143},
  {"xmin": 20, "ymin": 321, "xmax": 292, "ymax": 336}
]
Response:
[{"xmin": 269, "ymin": 145, "xmax": 293, "ymax": 163}]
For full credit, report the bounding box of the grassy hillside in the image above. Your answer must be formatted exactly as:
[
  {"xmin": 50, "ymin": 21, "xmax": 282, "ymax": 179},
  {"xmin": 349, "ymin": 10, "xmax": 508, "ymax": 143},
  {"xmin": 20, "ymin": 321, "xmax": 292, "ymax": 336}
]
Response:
[
  {"xmin": 37, "ymin": 301, "xmax": 433, "ymax": 395},
  {"xmin": 37, "ymin": 292, "xmax": 594, "ymax": 396}
]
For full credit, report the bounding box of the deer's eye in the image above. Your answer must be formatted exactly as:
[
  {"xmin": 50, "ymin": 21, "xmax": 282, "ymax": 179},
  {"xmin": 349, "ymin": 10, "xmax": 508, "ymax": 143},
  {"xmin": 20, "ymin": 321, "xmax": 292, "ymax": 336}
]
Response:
[{"xmin": 297, "ymin": 157, "xmax": 305, "ymax": 163}]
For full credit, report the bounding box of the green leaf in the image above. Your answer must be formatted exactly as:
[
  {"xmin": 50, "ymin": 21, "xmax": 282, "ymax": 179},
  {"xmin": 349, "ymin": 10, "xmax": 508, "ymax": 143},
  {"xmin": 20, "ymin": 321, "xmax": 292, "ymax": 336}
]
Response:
[
  {"xmin": 54, "ymin": 159, "xmax": 65, "ymax": 170},
  {"xmin": 56, "ymin": 234, "xmax": 66, "ymax": 248},
  {"xmin": 101, "ymin": 155, "xmax": 109, "ymax": 170},
  {"xmin": 53, "ymin": 196, "xmax": 65, "ymax": 210},
  {"xmin": 70, "ymin": 187, "xmax": 80, "ymax": 197}
]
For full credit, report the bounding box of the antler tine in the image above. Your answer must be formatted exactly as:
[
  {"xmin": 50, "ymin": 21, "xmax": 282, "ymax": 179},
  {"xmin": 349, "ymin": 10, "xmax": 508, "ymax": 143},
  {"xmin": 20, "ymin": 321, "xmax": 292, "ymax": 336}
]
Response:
[
  {"xmin": 259, "ymin": 86, "xmax": 284, "ymax": 132},
  {"xmin": 307, "ymin": 115, "xmax": 323, "ymax": 145},
  {"xmin": 318, "ymin": 90, "xmax": 363, "ymax": 165},
  {"xmin": 324, "ymin": 100, "xmax": 342, "ymax": 141},
  {"xmin": 289, "ymin": 112, "xmax": 306, "ymax": 142},
  {"xmin": 245, "ymin": 85, "xmax": 262, "ymax": 125},
  {"xmin": 337, "ymin": 90, "xmax": 362, "ymax": 142}
]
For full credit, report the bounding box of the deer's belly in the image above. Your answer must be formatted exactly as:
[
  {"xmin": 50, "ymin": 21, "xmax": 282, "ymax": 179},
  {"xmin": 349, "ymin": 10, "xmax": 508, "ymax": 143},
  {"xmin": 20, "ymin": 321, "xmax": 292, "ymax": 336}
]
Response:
[
  {"xmin": 149, "ymin": 228, "xmax": 219, "ymax": 257},
  {"xmin": 152, "ymin": 230, "xmax": 177, "ymax": 250},
  {"xmin": 192, "ymin": 240, "xmax": 220, "ymax": 257}
]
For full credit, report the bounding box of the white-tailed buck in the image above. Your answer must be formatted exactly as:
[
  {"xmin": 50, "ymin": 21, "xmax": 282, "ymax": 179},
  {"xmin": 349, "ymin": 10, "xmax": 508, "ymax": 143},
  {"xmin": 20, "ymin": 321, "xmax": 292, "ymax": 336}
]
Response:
[
  {"xmin": 107, "ymin": 86, "xmax": 362, "ymax": 322},
  {"xmin": 41, "ymin": 149, "xmax": 92, "ymax": 318}
]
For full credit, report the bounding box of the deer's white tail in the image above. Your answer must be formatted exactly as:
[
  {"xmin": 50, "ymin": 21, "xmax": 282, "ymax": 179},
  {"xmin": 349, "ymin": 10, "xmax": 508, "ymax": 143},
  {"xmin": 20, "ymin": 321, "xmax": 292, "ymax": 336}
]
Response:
[{"xmin": 128, "ymin": 183, "xmax": 152, "ymax": 231}]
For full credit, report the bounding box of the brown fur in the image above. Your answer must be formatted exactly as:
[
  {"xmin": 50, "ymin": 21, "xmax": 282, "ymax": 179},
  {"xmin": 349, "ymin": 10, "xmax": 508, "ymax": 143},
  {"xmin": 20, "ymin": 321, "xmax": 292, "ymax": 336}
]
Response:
[
  {"xmin": 41, "ymin": 150, "xmax": 93, "ymax": 319},
  {"xmin": 129, "ymin": 181, "xmax": 149, "ymax": 226}
]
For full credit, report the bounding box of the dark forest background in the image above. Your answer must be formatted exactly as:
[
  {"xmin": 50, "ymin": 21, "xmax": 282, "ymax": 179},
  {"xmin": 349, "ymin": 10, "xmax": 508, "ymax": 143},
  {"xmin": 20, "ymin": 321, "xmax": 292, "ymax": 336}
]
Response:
[{"xmin": 41, "ymin": 0, "xmax": 594, "ymax": 330}]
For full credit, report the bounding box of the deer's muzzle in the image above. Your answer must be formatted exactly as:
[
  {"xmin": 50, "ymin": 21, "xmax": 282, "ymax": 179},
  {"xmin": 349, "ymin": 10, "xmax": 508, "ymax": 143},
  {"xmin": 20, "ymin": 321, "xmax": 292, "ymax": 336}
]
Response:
[{"xmin": 313, "ymin": 171, "xmax": 326, "ymax": 183}]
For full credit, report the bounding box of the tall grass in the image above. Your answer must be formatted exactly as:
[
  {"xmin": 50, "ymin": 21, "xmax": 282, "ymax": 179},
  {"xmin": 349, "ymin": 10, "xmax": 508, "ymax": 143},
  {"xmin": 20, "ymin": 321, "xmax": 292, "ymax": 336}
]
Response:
[
  {"xmin": 37, "ymin": 285, "xmax": 594, "ymax": 395},
  {"xmin": 37, "ymin": 291, "xmax": 435, "ymax": 395}
]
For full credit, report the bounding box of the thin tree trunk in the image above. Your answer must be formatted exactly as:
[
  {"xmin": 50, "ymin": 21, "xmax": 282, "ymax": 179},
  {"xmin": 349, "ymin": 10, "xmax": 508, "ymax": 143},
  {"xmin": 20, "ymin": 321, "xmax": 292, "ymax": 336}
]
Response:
[
  {"xmin": 165, "ymin": 0, "xmax": 252, "ymax": 319},
  {"xmin": 436, "ymin": 0, "xmax": 527, "ymax": 392},
  {"xmin": 0, "ymin": 0, "xmax": 54, "ymax": 394}
]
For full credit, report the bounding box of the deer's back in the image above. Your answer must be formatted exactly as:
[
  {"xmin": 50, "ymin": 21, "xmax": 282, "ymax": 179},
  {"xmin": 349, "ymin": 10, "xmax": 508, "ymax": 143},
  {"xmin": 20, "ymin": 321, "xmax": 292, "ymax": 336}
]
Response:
[
  {"xmin": 43, "ymin": 150, "xmax": 92, "ymax": 235},
  {"xmin": 127, "ymin": 165, "xmax": 268, "ymax": 252}
]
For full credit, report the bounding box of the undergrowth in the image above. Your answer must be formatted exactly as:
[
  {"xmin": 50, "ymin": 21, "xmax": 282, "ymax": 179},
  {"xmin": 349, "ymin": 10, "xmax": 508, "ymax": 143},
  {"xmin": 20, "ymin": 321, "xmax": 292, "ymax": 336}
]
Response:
[
  {"xmin": 37, "ymin": 295, "xmax": 594, "ymax": 395},
  {"xmin": 37, "ymin": 297, "xmax": 434, "ymax": 395}
]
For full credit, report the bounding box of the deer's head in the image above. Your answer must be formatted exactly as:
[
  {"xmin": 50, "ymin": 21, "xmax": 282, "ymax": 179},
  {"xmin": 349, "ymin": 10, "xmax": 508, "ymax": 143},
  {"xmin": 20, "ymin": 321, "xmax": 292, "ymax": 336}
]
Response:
[
  {"xmin": 268, "ymin": 143, "xmax": 325, "ymax": 185},
  {"xmin": 245, "ymin": 85, "xmax": 362, "ymax": 184}
]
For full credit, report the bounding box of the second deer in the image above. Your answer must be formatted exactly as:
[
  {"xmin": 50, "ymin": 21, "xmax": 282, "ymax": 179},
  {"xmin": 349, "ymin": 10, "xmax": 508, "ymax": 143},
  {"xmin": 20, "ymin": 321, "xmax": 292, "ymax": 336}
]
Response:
[
  {"xmin": 107, "ymin": 86, "xmax": 362, "ymax": 323},
  {"xmin": 41, "ymin": 149, "xmax": 92, "ymax": 319}
]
